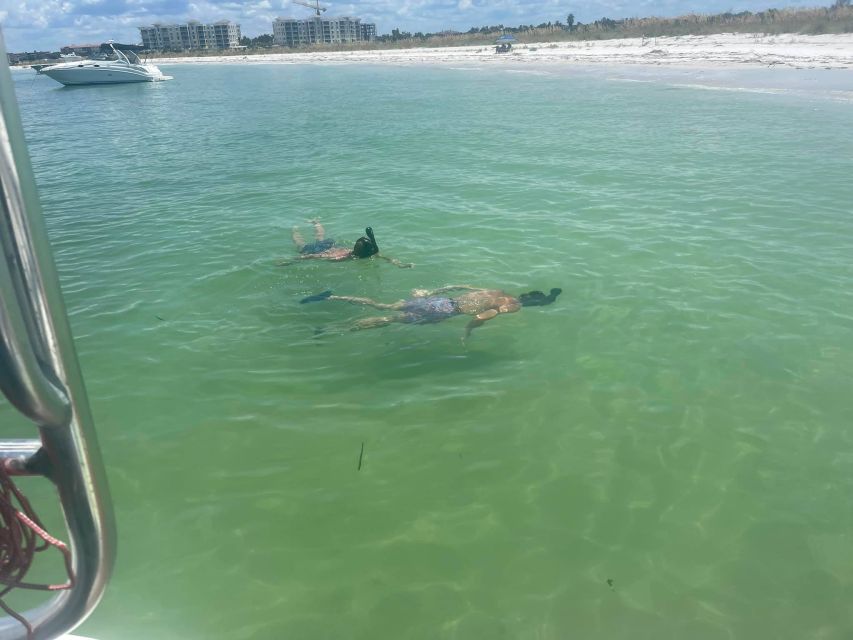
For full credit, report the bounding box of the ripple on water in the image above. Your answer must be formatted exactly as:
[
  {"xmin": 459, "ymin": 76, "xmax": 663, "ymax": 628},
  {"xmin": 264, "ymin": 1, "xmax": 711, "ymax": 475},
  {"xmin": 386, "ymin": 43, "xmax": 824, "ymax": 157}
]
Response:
[{"xmin": 8, "ymin": 64, "xmax": 853, "ymax": 640}]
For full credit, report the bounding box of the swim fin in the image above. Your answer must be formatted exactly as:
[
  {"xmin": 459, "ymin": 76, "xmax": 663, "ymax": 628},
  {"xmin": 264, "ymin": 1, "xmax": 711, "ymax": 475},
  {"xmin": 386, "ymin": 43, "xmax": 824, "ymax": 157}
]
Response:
[{"xmin": 301, "ymin": 290, "xmax": 333, "ymax": 304}]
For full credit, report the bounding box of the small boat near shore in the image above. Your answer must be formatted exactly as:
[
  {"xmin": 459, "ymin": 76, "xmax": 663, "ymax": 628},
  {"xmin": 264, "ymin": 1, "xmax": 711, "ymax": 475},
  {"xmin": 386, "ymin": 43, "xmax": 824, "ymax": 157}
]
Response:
[{"xmin": 39, "ymin": 44, "xmax": 171, "ymax": 86}]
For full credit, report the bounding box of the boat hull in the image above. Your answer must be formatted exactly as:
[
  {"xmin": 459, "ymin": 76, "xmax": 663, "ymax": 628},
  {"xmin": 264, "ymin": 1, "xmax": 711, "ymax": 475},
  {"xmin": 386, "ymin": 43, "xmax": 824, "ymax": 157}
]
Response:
[{"xmin": 40, "ymin": 63, "xmax": 168, "ymax": 86}]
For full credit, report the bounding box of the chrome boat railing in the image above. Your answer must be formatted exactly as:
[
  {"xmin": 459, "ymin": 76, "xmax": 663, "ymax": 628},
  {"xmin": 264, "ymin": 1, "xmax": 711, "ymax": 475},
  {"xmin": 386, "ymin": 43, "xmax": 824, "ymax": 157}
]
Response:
[{"xmin": 0, "ymin": 29, "xmax": 116, "ymax": 640}]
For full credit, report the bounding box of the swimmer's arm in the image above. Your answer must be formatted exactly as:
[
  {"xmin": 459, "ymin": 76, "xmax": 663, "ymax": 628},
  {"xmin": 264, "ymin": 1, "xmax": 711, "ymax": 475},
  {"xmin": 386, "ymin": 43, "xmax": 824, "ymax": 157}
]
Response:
[
  {"xmin": 463, "ymin": 309, "xmax": 499, "ymax": 341},
  {"xmin": 378, "ymin": 255, "xmax": 414, "ymax": 269},
  {"xmin": 278, "ymin": 253, "xmax": 324, "ymax": 265},
  {"xmin": 414, "ymin": 285, "xmax": 479, "ymax": 297},
  {"xmin": 306, "ymin": 251, "xmax": 351, "ymax": 261},
  {"xmin": 277, "ymin": 251, "xmax": 340, "ymax": 265}
]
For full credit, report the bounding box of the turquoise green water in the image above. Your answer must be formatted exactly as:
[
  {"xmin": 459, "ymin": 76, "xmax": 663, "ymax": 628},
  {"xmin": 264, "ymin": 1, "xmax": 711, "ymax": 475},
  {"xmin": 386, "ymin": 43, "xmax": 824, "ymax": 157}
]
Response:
[{"xmin": 7, "ymin": 63, "xmax": 853, "ymax": 638}]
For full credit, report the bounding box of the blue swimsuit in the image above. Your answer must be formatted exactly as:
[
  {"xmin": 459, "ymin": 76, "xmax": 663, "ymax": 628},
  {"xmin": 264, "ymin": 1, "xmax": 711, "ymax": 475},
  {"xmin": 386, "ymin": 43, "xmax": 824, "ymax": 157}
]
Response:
[
  {"xmin": 300, "ymin": 239, "xmax": 336, "ymax": 254},
  {"xmin": 400, "ymin": 297, "xmax": 460, "ymax": 324}
]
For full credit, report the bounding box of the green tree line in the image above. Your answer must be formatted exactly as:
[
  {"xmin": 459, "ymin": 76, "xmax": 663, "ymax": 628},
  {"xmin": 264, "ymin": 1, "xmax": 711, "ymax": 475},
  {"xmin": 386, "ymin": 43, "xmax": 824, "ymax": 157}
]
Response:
[{"xmin": 375, "ymin": 1, "xmax": 853, "ymax": 46}]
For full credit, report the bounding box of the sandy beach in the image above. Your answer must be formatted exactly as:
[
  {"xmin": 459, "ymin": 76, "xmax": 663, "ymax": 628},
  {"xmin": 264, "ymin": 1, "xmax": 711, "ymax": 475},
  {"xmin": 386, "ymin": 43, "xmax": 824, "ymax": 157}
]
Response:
[{"xmin": 150, "ymin": 33, "xmax": 853, "ymax": 70}]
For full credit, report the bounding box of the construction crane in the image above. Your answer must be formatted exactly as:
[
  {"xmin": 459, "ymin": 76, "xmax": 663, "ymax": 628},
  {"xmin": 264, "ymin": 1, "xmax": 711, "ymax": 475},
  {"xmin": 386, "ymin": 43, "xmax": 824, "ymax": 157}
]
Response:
[{"xmin": 292, "ymin": 0, "xmax": 328, "ymax": 16}]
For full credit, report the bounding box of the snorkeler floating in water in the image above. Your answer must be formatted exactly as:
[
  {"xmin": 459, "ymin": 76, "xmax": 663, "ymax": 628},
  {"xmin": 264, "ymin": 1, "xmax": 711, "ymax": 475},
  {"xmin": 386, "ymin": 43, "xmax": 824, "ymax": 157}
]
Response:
[
  {"xmin": 279, "ymin": 220, "xmax": 412, "ymax": 268},
  {"xmin": 301, "ymin": 285, "xmax": 561, "ymax": 339}
]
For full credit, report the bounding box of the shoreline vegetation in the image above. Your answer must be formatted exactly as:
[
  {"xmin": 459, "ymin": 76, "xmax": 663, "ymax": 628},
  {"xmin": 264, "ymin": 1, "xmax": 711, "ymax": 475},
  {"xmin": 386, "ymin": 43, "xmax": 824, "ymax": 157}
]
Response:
[
  {"xmin": 145, "ymin": 3, "xmax": 853, "ymax": 60},
  {"xmin": 145, "ymin": 33, "xmax": 853, "ymax": 71}
]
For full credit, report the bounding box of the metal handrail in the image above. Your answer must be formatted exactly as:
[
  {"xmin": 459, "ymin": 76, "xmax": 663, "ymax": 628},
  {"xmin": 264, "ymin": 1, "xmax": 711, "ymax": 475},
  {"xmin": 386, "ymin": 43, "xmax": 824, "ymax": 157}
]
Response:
[{"xmin": 0, "ymin": 29, "xmax": 116, "ymax": 640}]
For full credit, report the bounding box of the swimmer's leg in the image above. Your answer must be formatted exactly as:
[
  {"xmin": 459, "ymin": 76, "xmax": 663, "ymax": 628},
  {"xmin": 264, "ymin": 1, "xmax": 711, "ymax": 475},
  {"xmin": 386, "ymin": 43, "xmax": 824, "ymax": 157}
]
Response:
[
  {"xmin": 328, "ymin": 294, "xmax": 402, "ymax": 310},
  {"xmin": 311, "ymin": 219, "xmax": 326, "ymax": 242},
  {"xmin": 292, "ymin": 226, "xmax": 306, "ymax": 251},
  {"xmin": 351, "ymin": 314, "xmax": 403, "ymax": 331}
]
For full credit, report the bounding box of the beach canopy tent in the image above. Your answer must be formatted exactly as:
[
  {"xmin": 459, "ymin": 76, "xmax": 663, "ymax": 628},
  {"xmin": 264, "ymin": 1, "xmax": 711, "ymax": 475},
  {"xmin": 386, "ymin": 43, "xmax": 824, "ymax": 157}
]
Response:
[{"xmin": 495, "ymin": 34, "xmax": 517, "ymax": 44}]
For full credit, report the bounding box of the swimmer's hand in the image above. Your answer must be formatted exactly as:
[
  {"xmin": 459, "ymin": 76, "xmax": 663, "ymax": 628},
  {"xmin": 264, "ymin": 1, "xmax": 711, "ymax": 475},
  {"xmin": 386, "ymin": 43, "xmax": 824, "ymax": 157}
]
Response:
[
  {"xmin": 301, "ymin": 290, "xmax": 333, "ymax": 304},
  {"xmin": 275, "ymin": 258, "xmax": 296, "ymax": 266},
  {"xmin": 411, "ymin": 289, "xmax": 431, "ymax": 297}
]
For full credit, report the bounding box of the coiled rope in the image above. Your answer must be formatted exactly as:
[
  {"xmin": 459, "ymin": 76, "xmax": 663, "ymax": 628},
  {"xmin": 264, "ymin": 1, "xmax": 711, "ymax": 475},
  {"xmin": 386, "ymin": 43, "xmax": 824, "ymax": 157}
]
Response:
[{"xmin": 0, "ymin": 458, "xmax": 74, "ymax": 639}]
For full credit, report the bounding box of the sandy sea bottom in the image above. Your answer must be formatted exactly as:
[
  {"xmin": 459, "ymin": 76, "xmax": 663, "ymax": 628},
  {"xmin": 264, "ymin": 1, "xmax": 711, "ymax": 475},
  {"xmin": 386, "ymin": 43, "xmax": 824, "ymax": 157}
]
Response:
[{"xmin": 5, "ymin": 61, "xmax": 853, "ymax": 639}]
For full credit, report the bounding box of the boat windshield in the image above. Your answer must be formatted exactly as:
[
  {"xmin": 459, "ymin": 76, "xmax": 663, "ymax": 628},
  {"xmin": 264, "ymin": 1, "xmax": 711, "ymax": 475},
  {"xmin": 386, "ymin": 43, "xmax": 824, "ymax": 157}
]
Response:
[{"xmin": 109, "ymin": 47, "xmax": 141, "ymax": 65}]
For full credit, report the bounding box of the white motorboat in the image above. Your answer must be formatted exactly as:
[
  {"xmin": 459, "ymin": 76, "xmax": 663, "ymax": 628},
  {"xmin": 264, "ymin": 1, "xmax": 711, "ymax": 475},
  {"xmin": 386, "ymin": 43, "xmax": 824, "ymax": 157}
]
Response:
[{"xmin": 39, "ymin": 45, "xmax": 171, "ymax": 86}]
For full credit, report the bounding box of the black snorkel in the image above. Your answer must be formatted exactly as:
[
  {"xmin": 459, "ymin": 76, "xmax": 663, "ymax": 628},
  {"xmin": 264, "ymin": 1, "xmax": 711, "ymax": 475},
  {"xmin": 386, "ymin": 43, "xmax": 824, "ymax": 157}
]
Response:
[{"xmin": 365, "ymin": 227, "xmax": 379, "ymax": 254}]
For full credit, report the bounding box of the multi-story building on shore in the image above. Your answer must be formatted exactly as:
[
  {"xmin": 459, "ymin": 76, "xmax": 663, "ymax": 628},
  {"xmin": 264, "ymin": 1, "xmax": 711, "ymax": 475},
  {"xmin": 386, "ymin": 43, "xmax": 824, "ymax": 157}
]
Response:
[
  {"xmin": 272, "ymin": 16, "xmax": 376, "ymax": 47},
  {"xmin": 360, "ymin": 23, "xmax": 376, "ymax": 42},
  {"xmin": 139, "ymin": 20, "xmax": 241, "ymax": 51}
]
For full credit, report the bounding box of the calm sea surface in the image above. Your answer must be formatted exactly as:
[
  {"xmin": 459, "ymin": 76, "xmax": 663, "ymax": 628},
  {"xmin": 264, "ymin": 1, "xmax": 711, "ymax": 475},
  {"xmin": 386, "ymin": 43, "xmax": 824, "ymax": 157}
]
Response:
[{"xmin": 7, "ymin": 62, "xmax": 853, "ymax": 639}]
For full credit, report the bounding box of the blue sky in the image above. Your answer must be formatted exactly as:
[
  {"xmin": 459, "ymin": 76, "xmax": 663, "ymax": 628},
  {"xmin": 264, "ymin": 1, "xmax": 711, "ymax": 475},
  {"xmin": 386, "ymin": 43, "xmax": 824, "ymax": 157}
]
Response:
[{"xmin": 2, "ymin": 0, "xmax": 804, "ymax": 52}]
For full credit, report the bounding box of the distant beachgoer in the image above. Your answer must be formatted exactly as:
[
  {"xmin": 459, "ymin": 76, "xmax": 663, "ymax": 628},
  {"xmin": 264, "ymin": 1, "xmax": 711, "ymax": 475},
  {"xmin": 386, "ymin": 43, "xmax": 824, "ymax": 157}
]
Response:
[
  {"xmin": 301, "ymin": 285, "xmax": 561, "ymax": 339},
  {"xmin": 279, "ymin": 220, "xmax": 412, "ymax": 268}
]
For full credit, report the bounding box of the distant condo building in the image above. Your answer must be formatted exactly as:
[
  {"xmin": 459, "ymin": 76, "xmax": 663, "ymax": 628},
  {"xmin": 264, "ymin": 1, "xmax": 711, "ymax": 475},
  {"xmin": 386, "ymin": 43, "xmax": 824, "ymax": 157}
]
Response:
[
  {"xmin": 272, "ymin": 16, "xmax": 376, "ymax": 47},
  {"xmin": 139, "ymin": 20, "xmax": 241, "ymax": 51}
]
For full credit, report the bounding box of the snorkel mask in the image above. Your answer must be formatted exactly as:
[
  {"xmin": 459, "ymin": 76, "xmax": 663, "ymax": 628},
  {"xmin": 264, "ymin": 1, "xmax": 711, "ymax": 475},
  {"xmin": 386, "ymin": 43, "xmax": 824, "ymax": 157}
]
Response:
[
  {"xmin": 519, "ymin": 288, "xmax": 562, "ymax": 307},
  {"xmin": 353, "ymin": 227, "xmax": 380, "ymax": 258}
]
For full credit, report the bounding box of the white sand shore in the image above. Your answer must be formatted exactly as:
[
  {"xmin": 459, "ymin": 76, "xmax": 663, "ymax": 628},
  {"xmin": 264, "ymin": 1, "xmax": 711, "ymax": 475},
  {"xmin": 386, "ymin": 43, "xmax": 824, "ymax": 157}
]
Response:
[{"xmin": 151, "ymin": 33, "xmax": 853, "ymax": 70}]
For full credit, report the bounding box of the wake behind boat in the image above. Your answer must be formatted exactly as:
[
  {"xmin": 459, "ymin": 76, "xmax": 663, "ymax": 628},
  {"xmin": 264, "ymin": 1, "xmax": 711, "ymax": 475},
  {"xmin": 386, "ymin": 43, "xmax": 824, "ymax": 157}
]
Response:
[{"xmin": 39, "ymin": 44, "xmax": 171, "ymax": 86}]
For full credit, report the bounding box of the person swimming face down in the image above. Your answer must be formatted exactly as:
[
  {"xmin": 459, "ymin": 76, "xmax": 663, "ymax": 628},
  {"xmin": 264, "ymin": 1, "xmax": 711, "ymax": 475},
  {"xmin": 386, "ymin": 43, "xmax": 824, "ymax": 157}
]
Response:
[
  {"xmin": 284, "ymin": 223, "xmax": 413, "ymax": 267},
  {"xmin": 301, "ymin": 285, "xmax": 562, "ymax": 339},
  {"xmin": 351, "ymin": 227, "xmax": 380, "ymax": 258}
]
